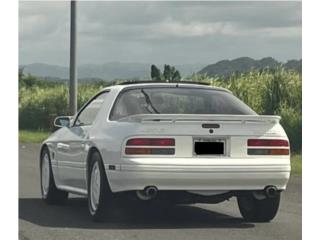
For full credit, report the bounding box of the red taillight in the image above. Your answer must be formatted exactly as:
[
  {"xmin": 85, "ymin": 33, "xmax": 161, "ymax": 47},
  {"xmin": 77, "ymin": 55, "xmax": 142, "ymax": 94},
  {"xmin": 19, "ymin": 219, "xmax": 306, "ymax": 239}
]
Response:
[
  {"xmin": 125, "ymin": 147, "xmax": 174, "ymax": 155},
  {"xmin": 125, "ymin": 138, "xmax": 175, "ymax": 155},
  {"xmin": 247, "ymin": 139, "xmax": 289, "ymax": 147},
  {"xmin": 126, "ymin": 138, "xmax": 175, "ymax": 146},
  {"xmin": 247, "ymin": 139, "xmax": 290, "ymax": 155}
]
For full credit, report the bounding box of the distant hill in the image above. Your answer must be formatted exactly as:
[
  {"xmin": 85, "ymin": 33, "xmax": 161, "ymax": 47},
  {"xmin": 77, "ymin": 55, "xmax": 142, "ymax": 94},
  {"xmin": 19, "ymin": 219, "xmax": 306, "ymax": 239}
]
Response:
[
  {"xmin": 198, "ymin": 57, "xmax": 302, "ymax": 77},
  {"xmin": 20, "ymin": 58, "xmax": 302, "ymax": 81},
  {"xmin": 20, "ymin": 62, "xmax": 205, "ymax": 81}
]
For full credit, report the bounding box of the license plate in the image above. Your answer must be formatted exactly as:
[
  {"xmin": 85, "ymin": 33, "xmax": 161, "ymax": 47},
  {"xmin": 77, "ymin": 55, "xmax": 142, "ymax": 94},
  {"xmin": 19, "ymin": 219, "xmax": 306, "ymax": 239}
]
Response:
[{"xmin": 194, "ymin": 138, "xmax": 225, "ymax": 155}]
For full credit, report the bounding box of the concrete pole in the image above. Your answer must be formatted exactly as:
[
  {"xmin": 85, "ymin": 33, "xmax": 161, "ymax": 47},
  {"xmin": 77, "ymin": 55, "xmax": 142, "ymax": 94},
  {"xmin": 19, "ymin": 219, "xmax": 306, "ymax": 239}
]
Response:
[{"xmin": 69, "ymin": 0, "xmax": 77, "ymax": 115}]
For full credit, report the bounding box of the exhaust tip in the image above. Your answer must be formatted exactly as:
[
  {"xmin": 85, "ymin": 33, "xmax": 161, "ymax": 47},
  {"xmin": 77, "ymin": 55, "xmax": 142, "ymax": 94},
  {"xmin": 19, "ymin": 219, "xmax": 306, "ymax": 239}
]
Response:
[
  {"xmin": 145, "ymin": 186, "xmax": 158, "ymax": 198},
  {"xmin": 264, "ymin": 185, "xmax": 278, "ymax": 198},
  {"xmin": 136, "ymin": 186, "xmax": 158, "ymax": 200}
]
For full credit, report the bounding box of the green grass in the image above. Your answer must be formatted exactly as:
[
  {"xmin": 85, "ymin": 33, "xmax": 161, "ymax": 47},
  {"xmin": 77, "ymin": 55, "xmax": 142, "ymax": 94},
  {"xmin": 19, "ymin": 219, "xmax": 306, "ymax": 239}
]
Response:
[
  {"xmin": 19, "ymin": 130, "xmax": 51, "ymax": 143},
  {"xmin": 291, "ymin": 154, "xmax": 302, "ymax": 176}
]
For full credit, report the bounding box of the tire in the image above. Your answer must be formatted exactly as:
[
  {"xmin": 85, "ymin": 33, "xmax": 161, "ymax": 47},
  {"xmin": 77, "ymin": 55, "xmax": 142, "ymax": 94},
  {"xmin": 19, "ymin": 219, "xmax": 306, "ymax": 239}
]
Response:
[
  {"xmin": 237, "ymin": 192, "xmax": 281, "ymax": 222},
  {"xmin": 88, "ymin": 151, "xmax": 113, "ymax": 222},
  {"xmin": 40, "ymin": 147, "xmax": 68, "ymax": 204}
]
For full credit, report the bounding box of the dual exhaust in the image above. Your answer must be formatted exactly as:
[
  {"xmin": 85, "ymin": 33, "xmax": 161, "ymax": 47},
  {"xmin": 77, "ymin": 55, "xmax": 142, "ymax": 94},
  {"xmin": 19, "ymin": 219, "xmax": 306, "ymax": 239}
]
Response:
[
  {"xmin": 136, "ymin": 185, "xmax": 278, "ymax": 200},
  {"xmin": 136, "ymin": 186, "xmax": 158, "ymax": 200}
]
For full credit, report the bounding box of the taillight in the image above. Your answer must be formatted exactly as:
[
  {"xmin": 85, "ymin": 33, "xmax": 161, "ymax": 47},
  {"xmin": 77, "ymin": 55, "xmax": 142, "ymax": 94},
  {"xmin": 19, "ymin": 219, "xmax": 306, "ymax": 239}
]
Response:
[
  {"xmin": 247, "ymin": 139, "xmax": 289, "ymax": 155},
  {"xmin": 247, "ymin": 148, "xmax": 289, "ymax": 155},
  {"xmin": 126, "ymin": 138, "xmax": 175, "ymax": 146},
  {"xmin": 247, "ymin": 139, "xmax": 289, "ymax": 147},
  {"xmin": 125, "ymin": 148, "xmax": 175, "ymax": 155},
  {"xmin": 125, "ymin": 138, "xmax": 175, "ymax": 155}
]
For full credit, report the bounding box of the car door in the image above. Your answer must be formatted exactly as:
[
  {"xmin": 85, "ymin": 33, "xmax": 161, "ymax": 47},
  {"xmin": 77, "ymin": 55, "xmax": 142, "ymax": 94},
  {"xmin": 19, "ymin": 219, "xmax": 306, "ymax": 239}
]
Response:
[{"xmin": 56, "ymin": 91, "xmax": 108, "ymax": 191}]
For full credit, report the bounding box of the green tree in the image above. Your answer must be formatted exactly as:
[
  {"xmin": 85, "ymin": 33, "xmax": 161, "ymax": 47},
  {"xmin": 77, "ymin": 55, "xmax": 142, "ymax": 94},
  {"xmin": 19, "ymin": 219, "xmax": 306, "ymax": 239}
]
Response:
[
  {"xmin": 163, "ymin": 64, "xmax": 171, "ymax": 81},
  {"xmin": 163, "ymin": 64, "xmax": 181, "ymax": 82},
  {"xmin": 151, "ymin": 64, "xmax": 162, "ymax": 81},
  {"xmin": 172, "ymin": 70, "xmax": 181, "ymax": 81},
  {"xmin": 150, "ymin": 64, "xmax": 182, "ymax": 82}
]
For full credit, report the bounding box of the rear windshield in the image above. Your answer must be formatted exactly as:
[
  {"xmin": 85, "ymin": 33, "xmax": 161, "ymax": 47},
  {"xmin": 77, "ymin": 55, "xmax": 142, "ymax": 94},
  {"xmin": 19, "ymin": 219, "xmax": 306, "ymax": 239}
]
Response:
[{"xmin": 110, "ymin": 87, "xmax": 256, "ymax": 120}]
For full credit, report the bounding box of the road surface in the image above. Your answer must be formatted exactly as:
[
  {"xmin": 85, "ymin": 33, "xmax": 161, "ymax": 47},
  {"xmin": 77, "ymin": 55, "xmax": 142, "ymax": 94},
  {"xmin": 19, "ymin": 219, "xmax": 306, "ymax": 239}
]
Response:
[{"xmin": 19, "ymin": 143, "xmax": 301, "ymax": 240}]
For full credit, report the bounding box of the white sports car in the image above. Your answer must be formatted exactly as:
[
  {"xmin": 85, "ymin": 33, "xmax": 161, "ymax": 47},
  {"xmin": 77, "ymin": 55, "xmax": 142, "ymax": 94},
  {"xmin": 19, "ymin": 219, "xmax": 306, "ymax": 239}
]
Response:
[{"xmin": 40, "ymin": 82, "xmax": 290, "ymax": 221}]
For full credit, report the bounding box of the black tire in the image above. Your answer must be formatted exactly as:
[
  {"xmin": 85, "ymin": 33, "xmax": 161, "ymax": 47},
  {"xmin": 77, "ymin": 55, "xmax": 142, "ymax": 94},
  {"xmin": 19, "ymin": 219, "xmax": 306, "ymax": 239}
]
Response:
[
  {"xmin": 237, "ymin": 192, "xmax": 281, "ymax": 222},
  {"xmin": 40, "ymin": 147, "xmax": 68, "ymax": 204},
  {"xmin": 88, "ymin": 151, "xmax": 113, "ymax": 222}
]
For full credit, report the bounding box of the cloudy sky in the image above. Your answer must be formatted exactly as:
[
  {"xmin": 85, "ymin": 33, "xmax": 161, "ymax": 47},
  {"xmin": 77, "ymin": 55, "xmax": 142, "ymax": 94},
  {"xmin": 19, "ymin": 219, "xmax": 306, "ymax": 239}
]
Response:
[{"xmin": 19, "ymin": 1, "xmax": 301, "ymax": 66}]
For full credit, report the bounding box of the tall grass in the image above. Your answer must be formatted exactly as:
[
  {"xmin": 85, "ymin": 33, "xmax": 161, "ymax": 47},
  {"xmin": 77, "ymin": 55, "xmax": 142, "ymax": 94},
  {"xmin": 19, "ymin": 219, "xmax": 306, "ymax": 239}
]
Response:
[
  {"xmin": 187, "ymin": 68, "xmax": 302, "ymax": 152},
  {"xmin": 19, "ymin": 68, "xmax": 302, "ymax": 152},
  {"xmin": 19, "ymin": 81, "xmax": 104, "ymax": 130}
]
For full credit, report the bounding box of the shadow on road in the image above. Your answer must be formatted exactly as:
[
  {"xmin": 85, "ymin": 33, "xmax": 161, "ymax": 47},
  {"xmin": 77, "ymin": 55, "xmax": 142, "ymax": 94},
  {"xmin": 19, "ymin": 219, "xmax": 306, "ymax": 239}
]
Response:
[{"xmin": 19, "ymin": 197, "xmax": 254, "ymax": 229}]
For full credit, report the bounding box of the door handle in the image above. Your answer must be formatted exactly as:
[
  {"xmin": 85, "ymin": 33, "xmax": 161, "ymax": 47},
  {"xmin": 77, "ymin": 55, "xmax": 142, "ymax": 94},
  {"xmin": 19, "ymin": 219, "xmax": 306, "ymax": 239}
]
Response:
[{"xmin": 57, "ymin": 143, "xmax": 70, "ymax": 150}]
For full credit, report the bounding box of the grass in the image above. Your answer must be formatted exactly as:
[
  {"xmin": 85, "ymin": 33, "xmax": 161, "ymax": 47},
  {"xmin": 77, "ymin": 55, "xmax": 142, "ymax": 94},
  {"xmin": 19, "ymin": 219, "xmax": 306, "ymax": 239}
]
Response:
[
  {"xmin": 19, "ymin": 130, "xmax": 51, "ymax": 143},
  {"xmin": 291, "ymin": 154, "xmax": 302, "ymax": 176},
  {"xmin": 18, "ymin": 130, "xmax": 302, "ymax": 175}
]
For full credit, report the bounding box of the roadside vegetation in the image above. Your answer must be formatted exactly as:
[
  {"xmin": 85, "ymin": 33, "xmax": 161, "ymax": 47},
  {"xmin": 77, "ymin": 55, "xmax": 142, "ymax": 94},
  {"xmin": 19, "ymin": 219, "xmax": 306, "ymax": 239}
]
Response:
[
  {"xmin": 186, "ymin": 68, "xmax": 302, "ymax": 153},
  {"xmin": 19, "ymin": 130, "xmax": 51, "ymax": 143},
  {"xmin": 19, "ymin": 67, "xmax": 302, "ymax": 174},
  {"xmin": 290, "ymin": 154, "xmax": 302, "ymax": 176}
]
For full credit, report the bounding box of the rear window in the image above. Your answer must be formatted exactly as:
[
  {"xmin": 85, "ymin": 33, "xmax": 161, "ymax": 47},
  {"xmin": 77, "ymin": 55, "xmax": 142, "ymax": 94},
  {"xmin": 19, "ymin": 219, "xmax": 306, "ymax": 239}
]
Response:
[{"xmin": 110, "ymin": 87, "xmax": 256, "ymax": 120}]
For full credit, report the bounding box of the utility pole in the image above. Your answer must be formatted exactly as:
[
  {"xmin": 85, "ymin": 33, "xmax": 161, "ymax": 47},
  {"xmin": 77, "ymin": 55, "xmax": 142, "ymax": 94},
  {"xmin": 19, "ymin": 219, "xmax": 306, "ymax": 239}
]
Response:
[{"xmin": 69, "ymin": 0, "xmax": 77, "ymax": 115}]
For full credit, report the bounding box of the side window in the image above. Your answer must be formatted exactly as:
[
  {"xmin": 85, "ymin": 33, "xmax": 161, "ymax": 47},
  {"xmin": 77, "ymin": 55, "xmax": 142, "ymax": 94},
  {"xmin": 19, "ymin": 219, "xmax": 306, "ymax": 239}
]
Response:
[{"xmin": 74, "ymin": 92, "xmax": 108, "ymax": 126}]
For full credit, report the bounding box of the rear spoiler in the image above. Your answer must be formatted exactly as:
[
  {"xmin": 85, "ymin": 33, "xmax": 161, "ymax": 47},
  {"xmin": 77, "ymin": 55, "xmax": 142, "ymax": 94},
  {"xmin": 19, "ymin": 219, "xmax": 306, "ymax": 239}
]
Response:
[{"xmin": 118, "ymin": 114, "xmax": 281, "ymax": 124}]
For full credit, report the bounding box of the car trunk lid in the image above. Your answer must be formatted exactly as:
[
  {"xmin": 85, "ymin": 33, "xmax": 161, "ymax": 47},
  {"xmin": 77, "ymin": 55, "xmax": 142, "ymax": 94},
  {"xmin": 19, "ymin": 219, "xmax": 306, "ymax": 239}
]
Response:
[{"xmin": 120, "ymin": 114, "xmax": 287, "ymax": 158}]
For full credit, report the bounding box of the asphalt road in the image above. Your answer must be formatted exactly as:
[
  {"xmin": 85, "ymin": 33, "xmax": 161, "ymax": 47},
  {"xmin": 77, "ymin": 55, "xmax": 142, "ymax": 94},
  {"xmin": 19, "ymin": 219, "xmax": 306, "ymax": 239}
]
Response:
[{"xmin": 19, "ymin": 143, "xmax": 301, "ymax": 240}]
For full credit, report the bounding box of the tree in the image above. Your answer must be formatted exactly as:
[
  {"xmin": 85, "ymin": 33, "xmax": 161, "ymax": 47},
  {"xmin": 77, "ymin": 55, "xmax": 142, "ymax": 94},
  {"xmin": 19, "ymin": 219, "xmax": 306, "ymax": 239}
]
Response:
[
  {"xmin": 151, "ymin": 65, "xmax": 162, "ymax": 81},
  {"xmin": 19, "ymin": 66, "xmax": 25, "ymax": 79},
  {"xmin": 172, "ymin": 70, "xmax": 181, "ymax": 81},
  {"xmin": 150, "ymin": 64, "xmax": 182, "ymax": 82},
  {"xmin": 163, "ymin": 64, "xmax": 171, "ymax": 81},
  {"xmin": 163, "ymin": 64, "xmax": 181, "ymax": 82}
]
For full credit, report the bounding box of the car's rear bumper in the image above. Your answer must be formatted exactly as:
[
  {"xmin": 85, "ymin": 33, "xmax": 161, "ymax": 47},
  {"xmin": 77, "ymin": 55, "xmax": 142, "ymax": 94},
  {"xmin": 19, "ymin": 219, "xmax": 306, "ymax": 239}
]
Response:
[{"xmin": 105, "ymin": 157, "xmax": 291, "ymax": 193}]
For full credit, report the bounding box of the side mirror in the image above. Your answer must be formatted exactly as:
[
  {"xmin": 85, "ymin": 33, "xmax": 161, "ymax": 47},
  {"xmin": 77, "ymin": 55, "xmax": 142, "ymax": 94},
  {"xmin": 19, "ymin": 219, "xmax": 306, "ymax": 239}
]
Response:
[{"xmin": 54, "ymin": 116, "xmax": 71, "ymax": 128}]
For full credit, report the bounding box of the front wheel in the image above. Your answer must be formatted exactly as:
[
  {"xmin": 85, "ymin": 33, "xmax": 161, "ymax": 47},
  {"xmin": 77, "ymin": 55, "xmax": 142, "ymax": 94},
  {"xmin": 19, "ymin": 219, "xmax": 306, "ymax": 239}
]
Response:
[
  {"xmin": 88, "ymin": 151, "xmax": 113, "ymax": 221},
  {"xmin": 237, "ymin": 192, "xmax": 281, "ymax": 222},
  {"xmin": 40, "ymin": 147, "xmax": 68, "ymax": 204}
]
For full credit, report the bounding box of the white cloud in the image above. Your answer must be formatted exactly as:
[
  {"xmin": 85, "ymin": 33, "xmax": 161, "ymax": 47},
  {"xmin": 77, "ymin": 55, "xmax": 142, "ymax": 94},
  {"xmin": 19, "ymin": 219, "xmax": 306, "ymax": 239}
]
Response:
[
  {"xmin": 147, "ymin": 20, "xmax": 227, "ymax": 38},
  {"xmin": 19, "ymin": 1, "xmax": 302, "ymax": 65}
]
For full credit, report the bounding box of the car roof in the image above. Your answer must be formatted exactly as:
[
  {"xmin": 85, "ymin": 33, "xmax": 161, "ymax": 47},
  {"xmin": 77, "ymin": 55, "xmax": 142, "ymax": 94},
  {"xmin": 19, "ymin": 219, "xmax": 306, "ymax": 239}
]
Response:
[{"xmin": 101, "ymin": 82, "xmax": 232, "ymax": 93}]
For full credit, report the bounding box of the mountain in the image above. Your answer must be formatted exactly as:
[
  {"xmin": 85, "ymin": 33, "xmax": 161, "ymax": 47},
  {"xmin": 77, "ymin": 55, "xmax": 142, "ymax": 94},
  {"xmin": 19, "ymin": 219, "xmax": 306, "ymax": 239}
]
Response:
[
  {"xmin": 21, "ymin": 62, "xmax": 205, "ymax": 81},
  {"xmin": 20, "ymin": 58, "xmax": 301, "ymax": 81},
  {"xmin": 21, "ymin": 63, "xmax": 69, "ymax": 79},
  {"xmin": 283, "ymin": 59, "xmax": 302, "ymax": 72},
  {"xmin": 198, "ymin": 57, "xmax": 302, "ymax": 77}
]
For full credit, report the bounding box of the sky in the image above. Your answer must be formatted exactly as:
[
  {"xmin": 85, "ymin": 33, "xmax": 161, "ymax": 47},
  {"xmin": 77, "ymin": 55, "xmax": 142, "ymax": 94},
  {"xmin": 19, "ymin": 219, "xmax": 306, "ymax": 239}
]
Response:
[{"xmin": 19, "ymin": 1, "xmax": 302, "ymax": 66}]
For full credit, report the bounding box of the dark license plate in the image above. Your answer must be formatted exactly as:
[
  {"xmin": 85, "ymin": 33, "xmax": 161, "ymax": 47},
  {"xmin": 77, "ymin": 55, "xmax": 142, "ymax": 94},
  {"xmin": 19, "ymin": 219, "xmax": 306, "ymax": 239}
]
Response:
[{"xmin": 194, "ymin": 140, "xmax": 225, "ymax": 155}]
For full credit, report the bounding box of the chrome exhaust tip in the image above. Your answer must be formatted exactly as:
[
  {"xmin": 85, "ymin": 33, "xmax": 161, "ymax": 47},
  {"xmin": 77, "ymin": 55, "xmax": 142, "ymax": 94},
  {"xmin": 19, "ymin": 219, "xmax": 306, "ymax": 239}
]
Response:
[
  {"xmin": 264, "ymin": 185, "xmax": 278, "ymax": 198},
  {"xmin": 136, "ymin": 186, "xmax": 158, "ymax": 200},
  {"xmin": 145, "ymin": 186, "xmax": 158, "ymax": 198}
]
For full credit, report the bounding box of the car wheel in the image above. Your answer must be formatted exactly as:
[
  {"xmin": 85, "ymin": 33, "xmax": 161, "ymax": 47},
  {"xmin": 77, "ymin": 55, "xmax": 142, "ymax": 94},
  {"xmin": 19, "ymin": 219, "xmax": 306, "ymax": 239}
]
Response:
[
  {"xmin": 237, "ymin": 192, "xmax": 280, "ymax": 222},
  {"xmin": 88, "ymin": 151, "xmax": 113, "ymax": 221},
  {"xmin": 40, "ymin": 147, "xmax": 68, "ymax": 204}
]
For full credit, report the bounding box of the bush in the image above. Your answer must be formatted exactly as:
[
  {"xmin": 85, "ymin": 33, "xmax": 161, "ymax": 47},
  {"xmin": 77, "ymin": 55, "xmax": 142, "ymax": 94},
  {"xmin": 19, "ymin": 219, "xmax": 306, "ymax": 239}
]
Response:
[
  {"xmin": 19, "ymin": 83, "xmax": 103, "ymax": 130},
  {"xmin": 19, "ymin": 68, "xmax": 302, "ymax": 152}
]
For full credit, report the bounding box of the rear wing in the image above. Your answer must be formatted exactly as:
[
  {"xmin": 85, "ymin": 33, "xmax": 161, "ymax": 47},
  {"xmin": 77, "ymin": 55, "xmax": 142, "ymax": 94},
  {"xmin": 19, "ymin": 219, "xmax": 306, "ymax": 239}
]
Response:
[{"xmin": 118, "ymin": 114, "xmax": 281, "ymax": 124}]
